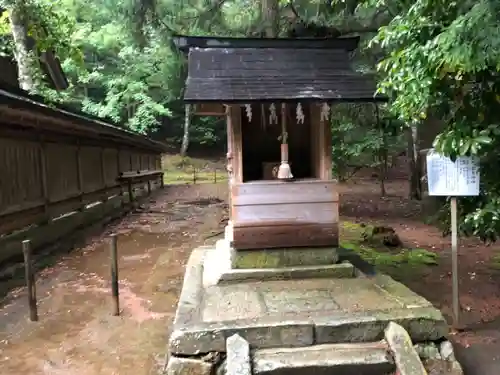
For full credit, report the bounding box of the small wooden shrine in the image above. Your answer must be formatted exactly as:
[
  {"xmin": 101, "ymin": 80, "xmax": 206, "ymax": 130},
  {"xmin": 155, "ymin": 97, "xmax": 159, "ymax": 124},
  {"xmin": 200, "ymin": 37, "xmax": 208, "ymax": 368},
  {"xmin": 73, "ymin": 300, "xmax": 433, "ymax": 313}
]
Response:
[{"xmin": 173, "ymin": 35, "xmax": 384, "ymax": 252}]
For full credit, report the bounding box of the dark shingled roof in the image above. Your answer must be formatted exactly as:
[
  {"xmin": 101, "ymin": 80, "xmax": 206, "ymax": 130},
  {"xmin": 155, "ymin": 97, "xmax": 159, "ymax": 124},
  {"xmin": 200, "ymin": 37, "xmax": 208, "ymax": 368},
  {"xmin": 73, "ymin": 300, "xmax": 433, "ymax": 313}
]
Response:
[{"xmin": 183, "ymin": 47, "xmax": 384, "ymax": 103}]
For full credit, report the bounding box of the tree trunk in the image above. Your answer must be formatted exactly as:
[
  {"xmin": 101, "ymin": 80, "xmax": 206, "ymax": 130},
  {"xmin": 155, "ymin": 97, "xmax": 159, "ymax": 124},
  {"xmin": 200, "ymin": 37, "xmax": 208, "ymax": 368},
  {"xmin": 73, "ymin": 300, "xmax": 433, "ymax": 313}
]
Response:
[
  {"xmin": 407, "ymin": 124, "xmax": 421, "ymax": 200},
  {"xmin": 180, "ymin": 104, "xmax": 191, "ymax": 157},
  {"xmin": 7, "ymin": 3, "xmax": 35, "ymax": 91},
  {"xmin": 379, "ymin": 128, "xmax": 388, "ymax": 197},
  {"xmin": 261, "ymin": 0, "xmax": 280, "ymax": 37}
]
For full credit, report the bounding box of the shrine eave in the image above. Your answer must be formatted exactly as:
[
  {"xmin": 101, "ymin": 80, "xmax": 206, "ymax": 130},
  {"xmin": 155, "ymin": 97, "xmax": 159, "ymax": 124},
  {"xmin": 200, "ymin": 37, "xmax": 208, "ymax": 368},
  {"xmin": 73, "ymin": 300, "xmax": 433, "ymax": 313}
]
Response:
[
  {"xmin": 183, "ymin": 96, "xmax": 387, "ymax": 104},
  {"xmin": 172, "ymin": 34, "xmax": 361, "ymax": 52}
]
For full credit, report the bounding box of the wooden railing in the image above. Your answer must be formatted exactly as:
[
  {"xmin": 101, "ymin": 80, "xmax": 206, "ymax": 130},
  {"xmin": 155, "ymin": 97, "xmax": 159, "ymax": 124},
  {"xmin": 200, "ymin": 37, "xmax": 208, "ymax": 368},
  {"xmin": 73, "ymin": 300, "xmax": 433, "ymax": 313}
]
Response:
[{"xmin": 0, "ymin": 85, "xmax": 166, "ymax": 264}]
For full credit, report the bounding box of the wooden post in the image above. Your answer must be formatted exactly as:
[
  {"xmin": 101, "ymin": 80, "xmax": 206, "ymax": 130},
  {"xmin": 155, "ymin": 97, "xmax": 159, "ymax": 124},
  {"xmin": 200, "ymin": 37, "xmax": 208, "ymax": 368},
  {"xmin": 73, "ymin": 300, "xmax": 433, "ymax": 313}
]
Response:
[
  {"xmin": 75, "ymin": 142, "xmax": 85, "ymax": 210},
  {"xmin": 128, "ymin": 181, "xmax": 134, "ymax": 203},
  {"xmin": 38, "ymin": 139, "xmax": 50, "ymax": 222},
  {"xmin": 147, "ymin": 180, "xmax": 151, "ymax": 195},
  {"xmin": 193, "ymin": 168, "xmax": 197, "ymax": 184},
  {"xmin": 117, "ymin": 149, "xmax": 125, "ymax": 207},
  {"xmin": 450, "ymin": 197, "xmax": 459, "ymax": 326},
  {"xmin": 22, "ymin": 240, "xmax": 38, "ymax": 322},
  {"xmin": 214, "ymin": 168, "xmax": 217, "ymax": 183},
  {"xmin": 110, "ymin": 234, "xmax": 120, "ymax": 316},
  {"xmin": 100, "ymin": 148, "xmax": 106, "ymax": 188}
]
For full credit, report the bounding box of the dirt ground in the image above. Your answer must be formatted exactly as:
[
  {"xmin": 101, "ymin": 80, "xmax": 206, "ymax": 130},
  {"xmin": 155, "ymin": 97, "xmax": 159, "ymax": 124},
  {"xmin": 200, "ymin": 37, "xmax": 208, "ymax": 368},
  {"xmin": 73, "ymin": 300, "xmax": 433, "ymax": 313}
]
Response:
[
  {"xmin": 340, "ymin": 179, "xmax": 500, "ymax": 375},
  {"xmin": 0, "ymin": 184, "xmax": 227, "ymax": 375},
  {"xmin": 1, "ymin": 178, "xmax": 500, "ymax": 374}
]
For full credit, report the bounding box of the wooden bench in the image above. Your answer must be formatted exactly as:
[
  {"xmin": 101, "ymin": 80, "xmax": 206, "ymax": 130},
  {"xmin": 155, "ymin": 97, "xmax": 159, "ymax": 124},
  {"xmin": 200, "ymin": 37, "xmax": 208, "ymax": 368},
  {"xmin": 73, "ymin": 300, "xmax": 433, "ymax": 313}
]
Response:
[{"xmin": 116, "ymin": 170, "xmax": 164, "ymax": 202}]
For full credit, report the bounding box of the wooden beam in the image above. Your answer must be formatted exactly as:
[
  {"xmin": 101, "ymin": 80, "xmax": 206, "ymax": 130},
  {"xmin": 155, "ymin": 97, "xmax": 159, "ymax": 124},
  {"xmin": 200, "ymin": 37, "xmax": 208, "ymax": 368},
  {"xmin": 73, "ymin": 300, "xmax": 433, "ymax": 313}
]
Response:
[{"xmin": 192, "ymin": 103, "xmax": 227, "ymax": 116}]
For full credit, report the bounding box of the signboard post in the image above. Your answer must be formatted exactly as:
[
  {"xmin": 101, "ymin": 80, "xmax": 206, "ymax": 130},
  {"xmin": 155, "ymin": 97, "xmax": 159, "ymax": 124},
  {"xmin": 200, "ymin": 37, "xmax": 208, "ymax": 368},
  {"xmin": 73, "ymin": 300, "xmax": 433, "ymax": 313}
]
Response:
[{"xmin": 426, "ymin": 150, "xmax": 480, "ymax": 327}]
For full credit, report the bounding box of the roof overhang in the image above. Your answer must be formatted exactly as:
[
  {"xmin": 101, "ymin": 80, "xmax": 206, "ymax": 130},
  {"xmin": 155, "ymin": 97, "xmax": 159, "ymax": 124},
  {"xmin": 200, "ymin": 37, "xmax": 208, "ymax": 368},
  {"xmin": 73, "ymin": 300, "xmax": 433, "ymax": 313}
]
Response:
[
  {"xmin": 172, "ymin": 34, "xmax": 361, "ymax": 52},
  {"xmin": 183, "ymin": 47, "xmax": 387, "ymax": 103}
]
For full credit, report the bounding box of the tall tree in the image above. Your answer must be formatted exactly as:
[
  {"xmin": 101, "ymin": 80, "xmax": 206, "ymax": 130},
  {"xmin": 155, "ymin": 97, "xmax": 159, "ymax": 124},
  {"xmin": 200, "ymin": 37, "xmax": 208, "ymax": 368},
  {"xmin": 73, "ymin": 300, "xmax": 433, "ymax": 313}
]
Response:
[
  {"xmin": 372, "ymin": 0, "xmax": 500, "ymax": 240},
  {"xmin": 3, "ymin": 1, "xmax": 35, "ymax": 90}
]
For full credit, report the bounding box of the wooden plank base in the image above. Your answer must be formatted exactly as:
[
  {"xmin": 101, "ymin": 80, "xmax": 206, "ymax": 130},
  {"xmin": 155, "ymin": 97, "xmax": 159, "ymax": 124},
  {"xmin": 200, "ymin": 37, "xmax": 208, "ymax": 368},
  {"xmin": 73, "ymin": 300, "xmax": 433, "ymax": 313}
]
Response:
[
  {"xmin": 231, "ymin": 179, "xmax": 339, "ymax": 250},
  {"xmin": 232, "ymin": 222, "xmax": 339, "ymax": 250}
]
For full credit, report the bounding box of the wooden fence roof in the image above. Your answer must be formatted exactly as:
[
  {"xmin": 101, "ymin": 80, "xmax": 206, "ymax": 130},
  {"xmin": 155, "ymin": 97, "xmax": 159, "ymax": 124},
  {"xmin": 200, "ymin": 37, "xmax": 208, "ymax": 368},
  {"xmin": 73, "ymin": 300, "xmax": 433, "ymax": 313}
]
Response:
[{"xmin": 0, "ymin": 83, "xmax": 167, "ymax": 152}]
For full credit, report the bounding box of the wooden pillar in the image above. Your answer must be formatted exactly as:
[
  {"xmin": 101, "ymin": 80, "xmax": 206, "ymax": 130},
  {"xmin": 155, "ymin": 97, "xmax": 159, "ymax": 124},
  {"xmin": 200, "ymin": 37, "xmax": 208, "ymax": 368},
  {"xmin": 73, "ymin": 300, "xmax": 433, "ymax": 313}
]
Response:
[
  {"xmin": 230, "ymin": 105, "xmax": 243, "ymax": 184},
  {"xmin": 319, "ymin": 105, "xmax": 332, "ymax": 180},
  {"xmin": 226, "ymin": 105, "xmax": 242, "ymax": 243},
  {"xmin": 310, "ymin": 104, "xmax": 320, "ymax": 178},
  {"xmin": 309, "ymin": 103, "xmax": 332, "ymax": 180},
  {"xmin": 226, "ymin": 105, "xmax": 234, "ymax": 222}
]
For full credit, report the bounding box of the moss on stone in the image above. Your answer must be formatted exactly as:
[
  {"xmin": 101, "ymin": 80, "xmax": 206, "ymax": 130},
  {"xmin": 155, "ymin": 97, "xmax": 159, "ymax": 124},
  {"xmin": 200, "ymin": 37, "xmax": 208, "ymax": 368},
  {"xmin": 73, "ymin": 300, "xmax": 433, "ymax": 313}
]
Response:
[
  {"xmin": 340, "ymin": 221, "xmax": 438, "ymax": 275},
  {"xmin": 234, "ymin": 250, "xmax": 281, "ymax": 269},
  {"xmin": 233, "ymin": 247, "xmax": 338, "ymax": 269}
]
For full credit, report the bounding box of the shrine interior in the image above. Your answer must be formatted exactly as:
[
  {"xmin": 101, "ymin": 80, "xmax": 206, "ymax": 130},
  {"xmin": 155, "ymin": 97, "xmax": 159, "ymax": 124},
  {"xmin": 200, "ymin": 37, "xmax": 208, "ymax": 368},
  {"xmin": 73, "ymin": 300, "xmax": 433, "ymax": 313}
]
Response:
[{"xmin": 241, "ymin": 103, "xmax": 313, "ymax": 182}]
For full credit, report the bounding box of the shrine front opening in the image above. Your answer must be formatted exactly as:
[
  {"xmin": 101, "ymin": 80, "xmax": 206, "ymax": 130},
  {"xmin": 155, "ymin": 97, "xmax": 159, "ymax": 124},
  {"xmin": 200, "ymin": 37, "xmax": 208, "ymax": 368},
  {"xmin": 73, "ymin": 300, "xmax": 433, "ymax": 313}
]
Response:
[{"xmin": 241, "ymin": 103, "xmax": 313, "ymax": 182}]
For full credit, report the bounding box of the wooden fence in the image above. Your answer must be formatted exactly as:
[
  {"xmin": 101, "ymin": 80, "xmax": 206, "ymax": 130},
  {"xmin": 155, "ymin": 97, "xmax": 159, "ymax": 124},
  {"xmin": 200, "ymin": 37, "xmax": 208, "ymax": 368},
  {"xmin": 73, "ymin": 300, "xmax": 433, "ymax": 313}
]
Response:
[{"xmin": 0, "ymin": 85, "xmax": 166, "ymax": 264}]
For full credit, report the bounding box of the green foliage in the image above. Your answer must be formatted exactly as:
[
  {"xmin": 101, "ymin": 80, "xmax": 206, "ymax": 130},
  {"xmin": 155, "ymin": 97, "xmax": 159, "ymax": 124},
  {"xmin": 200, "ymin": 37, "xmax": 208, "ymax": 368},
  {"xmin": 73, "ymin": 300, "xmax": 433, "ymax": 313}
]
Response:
[
  {"xmin": 371, "ymin": 0, "xmax": 500, "ymax": 241},
  {"xmin": 331, "ymin": 103, "xmax": 405, "ymax": 183},
  {"xmin": 5, "ymin": 0, "xmax": 500, "ymax": 243}
]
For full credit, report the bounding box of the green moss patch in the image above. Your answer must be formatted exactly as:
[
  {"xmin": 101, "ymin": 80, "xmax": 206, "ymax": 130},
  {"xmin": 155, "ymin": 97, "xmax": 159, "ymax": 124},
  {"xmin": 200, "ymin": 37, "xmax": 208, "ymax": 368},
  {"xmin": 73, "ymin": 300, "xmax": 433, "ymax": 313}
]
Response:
[{"xmin": 340, "ymin": 221, "xmax": 438, "ymax": 276}]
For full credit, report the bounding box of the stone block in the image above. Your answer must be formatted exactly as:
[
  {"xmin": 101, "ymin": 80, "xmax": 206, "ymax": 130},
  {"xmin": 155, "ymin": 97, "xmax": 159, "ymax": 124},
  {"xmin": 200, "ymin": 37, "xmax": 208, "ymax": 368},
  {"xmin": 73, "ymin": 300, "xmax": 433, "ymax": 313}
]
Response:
[
  {"xmin": 202, "ymin": 240, "xmax": 235, "ymax": 287},
  {"xmin": 233, "ymin": 247, "xmax": 339, "ymax": 269},
  {"xmin": 385, "ymin": 322, "xmax": 428, "ymax": 375},
  {"xmin": 226, "ymin": 334, "xmax": 251, "ymax": 375},
  {"xmin": 370, "ymin": 273, "xmax": 433, "ymax": 309},
  {"xmin": 169, "ymin": 321, "xmax": 314, "ymax": 355},
  {"xmin": 423, "ymin": 359, "xmax": 464, "ymax": 375},
  {"xmin": 252, "ymin": 342, "xmax": 395, "ymax": 375},
  {"xmin": 165, "ymin": 356, "xmax": 213, "ymax": 375},
  {"xmin": 218, "ymin": 262, "xmax": 355, "ymax": 283},
  {"xmin": 439, "ymin": 340, "xmax": 456, "ymax": 361},
  {"xmin": 414, "ymin": 342, "xmax": 442, "ymax": 360},
  {"xmin": 172, "ymin": 247, "xmax": 205, "ymax": 328},
  {"xmin": 315, "ymin": 307, "xmax": 448, "ymax": 344},
  {"xmin": 202, "ymin": 286, "xmax": 266, "ymax": 322}
]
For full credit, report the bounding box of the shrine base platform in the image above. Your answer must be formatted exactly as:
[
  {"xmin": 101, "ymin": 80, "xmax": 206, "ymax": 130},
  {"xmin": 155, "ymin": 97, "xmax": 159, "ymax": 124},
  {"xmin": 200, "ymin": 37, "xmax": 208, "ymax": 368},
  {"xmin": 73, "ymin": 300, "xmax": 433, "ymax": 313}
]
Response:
[{"xmin": 168, "ymin": 245, "xmax": 449, "ymax": 356}]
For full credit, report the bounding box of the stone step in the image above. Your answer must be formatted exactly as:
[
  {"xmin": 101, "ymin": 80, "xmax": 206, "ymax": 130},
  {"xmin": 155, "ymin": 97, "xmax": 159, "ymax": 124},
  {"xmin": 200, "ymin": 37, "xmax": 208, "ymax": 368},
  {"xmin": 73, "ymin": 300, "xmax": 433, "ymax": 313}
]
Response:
[
  {"xmin": 218, "ymin": 262, "xmax": 356, "ymax": 283},
  {"xmin": 251, "ymin": 341, "xmax": 395, "ymax": 375}
]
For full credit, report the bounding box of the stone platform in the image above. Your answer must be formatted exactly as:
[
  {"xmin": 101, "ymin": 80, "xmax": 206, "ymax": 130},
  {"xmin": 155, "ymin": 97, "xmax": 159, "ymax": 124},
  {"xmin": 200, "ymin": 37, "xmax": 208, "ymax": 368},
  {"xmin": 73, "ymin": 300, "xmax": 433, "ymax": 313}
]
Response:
[{"xmin": 169, "ymin": 245, "xmax": 449, "ymax": 356}]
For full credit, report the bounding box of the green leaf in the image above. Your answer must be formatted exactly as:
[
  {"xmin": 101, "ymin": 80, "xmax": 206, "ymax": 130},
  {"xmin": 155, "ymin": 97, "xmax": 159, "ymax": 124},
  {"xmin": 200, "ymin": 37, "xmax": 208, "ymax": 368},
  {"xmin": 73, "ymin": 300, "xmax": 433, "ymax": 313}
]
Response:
[{"xmin": 475, "ymin": 135, "xmax": 493, "ymax": 145}]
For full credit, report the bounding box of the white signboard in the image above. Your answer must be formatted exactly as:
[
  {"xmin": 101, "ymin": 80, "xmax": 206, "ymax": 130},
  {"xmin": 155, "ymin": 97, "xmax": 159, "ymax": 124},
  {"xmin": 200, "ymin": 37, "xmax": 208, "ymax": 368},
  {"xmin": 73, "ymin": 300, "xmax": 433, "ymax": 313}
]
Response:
[{"xmin": 426, "ymin": 151, "xmax": 480, "ymax": 196}]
